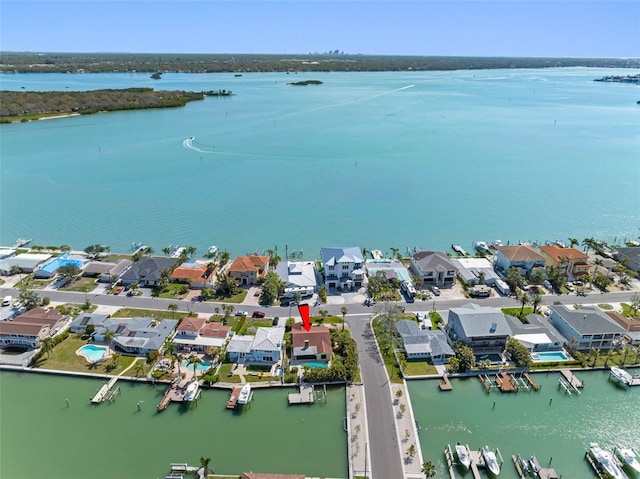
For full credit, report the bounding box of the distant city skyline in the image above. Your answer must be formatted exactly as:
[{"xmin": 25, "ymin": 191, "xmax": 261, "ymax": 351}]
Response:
[{"xmin": 1, "ymin": 1, "xmax": 639, "ymax": 58}]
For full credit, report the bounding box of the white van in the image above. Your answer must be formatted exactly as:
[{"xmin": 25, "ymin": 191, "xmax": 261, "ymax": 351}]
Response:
[{"xmin": 2, "ymin": 296, "xmax": 12, "ymax": 307}]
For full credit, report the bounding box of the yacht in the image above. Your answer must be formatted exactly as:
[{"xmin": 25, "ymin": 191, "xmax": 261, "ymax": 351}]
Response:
[
  {"xmin": 183, "ymin": 381, "xmax": 200, "ymax": 402},
  {"xmin": 455, "ymin": 444, "xmax": 471, "ymax": 469},
  {"xmin": 237, "ymin": 383, "xmax": 252, "ymax": 405},
  {"xmin": 590, "ymin": 443, "xmax": 626, "ymax": 479},
  {"xmin": 482, "ymin": 446, "xmax": 501, "ymax": 475},
  {"xmin": 208, "ymin": 245, "xmax": 218, "ymax": 256},
  {"xmin": 474, "ymin": 241, "xmax": 490, "ymax": 253},
  {"xmin": 615, "ymin": 445, "xmax": 640, "ymax": 473}
]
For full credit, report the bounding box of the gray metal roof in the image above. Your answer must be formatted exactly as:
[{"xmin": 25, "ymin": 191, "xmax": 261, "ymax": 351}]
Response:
[
  {"xmin": 396, "ymin": 320, "xmax": 453, "ymax": 356},
  {"xmin": 321, "ymin": 247, "xmax": 363, "ymax": 267},
  {"xmin": 505, "ymin": 313, "xmax": 565, "ymax": 344},
  {"xmin": 449, "ymin": 303, "xmax": 511, "ymax": 338},
  {"xmin": 550, "ymin": 305, "xmax": 626, "ymax": 335},
  {"xmin": 120, "ymin": 257, "xmax": 178, "ymax": 282}
]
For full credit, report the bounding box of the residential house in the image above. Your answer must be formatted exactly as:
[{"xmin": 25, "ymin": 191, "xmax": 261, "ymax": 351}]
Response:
[
  {"xmin": 450, "ymin": 257, "xmax": 501, "ymax": 285},
  {"xmin": 0, "ymin": 253, "xmax": 53, "ymax": 275},
  {"xmin": 549, "ymin": 305, "xmax": 626, "ymax": 351},
  {"xmin": 395, "ymin": 320, "xmax": 453, "ymax": 361},
  {"xmin": 320, "ymin": 247, "xmax": 365, "ymax": 290},
  {"xmin": 539, "ymin": 245, "xmax": 589, "ymax": 281},
  {"xmin": 172, "ymin": 317, "xmax": 231, "ymax": 352},
  {"xmin": 447, "ymin": 303, "xmax": 511, "ymax": 354},
  {"xmin": 505, "ymin": 314, "xmax": 565, "ymax": 352},
  {"xmin": 365, "ymin": 259, "xmax": 413, "ymax": 284},
  {"xmin": 171, "ymin": 261, "xmax": 216, "ymax": 289},
  {"xmin": 69, "ymin": 313, "xmax": 110, "ymax": 333},
  {"xmin": 93, "ymin": 317, "xmax": 178, "ymax": 356},
  {"xmin": 227, "ymin": 254, "xmax": 269, "ymax": 285},
  {"xmin": 494, "ymin": 245, "xmax": 546, "ymax": 277},
  {"xmin": 275, "ymin": 261, "xmax": 318, "ymax": 298},
  {"xmin": 409, "ymin": 251, "xmax": 457, "ymax": 287},
  {"xmin": 614, "ymin": 247, "xmax": 640, "ymax": 273},
  {"xmin": 82, "ymin": 259, "xmax": 132, "ymax": 283},
  {"xmin": 33, "ymin": 253, "xmax": 85, "ymax": 279},
  {"xmin": 226, "ymin": 327, "xmax": 285, "ymax": 364},
  {"xmin": 605, "ymin": 311, "xmax": 640, "ymax": 346},
  {"xmin": 290, "ymin": 323, "xmax": 333, "ymax": 363},
  {"xmin": 0, "ymin": 307, "xmax": 69, "ymax": 348},
  {"xmin": 119, "ymin": 257, "xmax": 179, "ymax": 287}
]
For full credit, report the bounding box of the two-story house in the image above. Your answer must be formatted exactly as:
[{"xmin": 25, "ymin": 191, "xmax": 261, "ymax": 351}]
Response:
[
  {"xmin": 172, "ymin": 317, "xmax": 230, "ymax": 352},
  {"xmin": 226, "ymin": 327, "xmax": 285, "ymax": 364},
  {"xmin": 539, "ymin": 245, "xmax": 589, "ymax": 281},
  {"xmin": 320, "ymin": 247, "xmax": 365, "ymax": 290},
  {"xmin": 290, "ymin": 323, "xmax": 333, "ymax": 364},
  {"xmin": 395, "ymin": 320, "xmax": 454, "ymax": 362},
  {"xmin": 171, "ymin": 261, "xmax": 216, "ymax": 289},
  {"xmin": 549, "ymin": 305, "xmax": 626, "ymax": 351},
  {"xmin": 494, "ymin": 245, "xmax": 546, "ymax": 277},
  {"xmin": 0, "ymin": 308, "xmax": 69, "ymax": 349},
  {"xmin": 227, "ymin": 254, "xmax": 269, "ymax": 286},
  {"xmin": 409, "ymin": 251, "xmax": 458, "ymax": 287},
  {"xmin": 275, "ymin": 260, "xmax": 319, "ymax": 299},
  {"xmin": 447, "ymin": 303, "xmax": 511, "ymax": 354}
]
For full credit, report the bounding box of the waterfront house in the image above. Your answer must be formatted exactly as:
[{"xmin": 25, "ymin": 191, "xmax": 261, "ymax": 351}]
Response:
[
  {"xmin": 409, "ymin": 250, "xmax": 457, "ymax": 287},
  {"xmin": 69, "ymin": 312, "xmax": 110, "ymax": 333},
  {"xmin": 539, "ymin": 245, "xmax": 589, "ymax": 281},
  {"xmin": 605, "ymin": 311, "xmax": 640, "ymax": 346},
  {"xmin": 226, "ymin": 327, "xmax": 285, "ymax": 364},
  {"xmin": 395, "ymin": 319, "xmax": 454, "ymax": 361},
  {"xmin": 119, "ymin": 256, "xmax": 179, "ymax": 287},
  {"xmin": 494, "ymin": 245, "xmax": 546, "ymax": 277},
  {"xmin": 82, "ymin": 259, "xmax": 132, "ymax": 283},
  {"xmin": 0, "ymin": 249, "xmax": 16, "ymax": 260},
  {"xmin": 275, "ymin": 260, "xmax": 319, "ymax": 298},
  {"xmin": 0, "ymin": 308, "xmax": 69, "ymax": 349},
  {"xmin": 227, "ymin": 254, "xmax": 269, "ymax": 285},
  {"xmin": 290, "ymin": 323, "xmax": 332, "ymax": 364},
  {"xmin": 93, "ymin": 317, "xmax": 178, "ymax": 356},
  {"xmin": 171, "ymin": 261, "xmax": 216, "ymax": 289},
  {"xmin": 0, "ymin": 253, "xmax": 52, "ymax": 275},
  {"xmin": 172, "ymin": 317, "xmax": 230, "ymax": 352},
  {"xmin": 320, "ymin": 246, "xmax": 365, "ymax": 290},
  {"xmin": 447, "ymin": 303, "xmax": 511, "ymax": 354},
  {"xmin": 365, "ymin": 258, "xmax": 413, "ymax": 284},
  {"xmin": 33, "ymin": 253, "xmax": 85, "ymax": 279},
  {"xmin": 614, "ymin": 247, "xmax": 640, "ymax": 273},
  {"xmin": 505, "ymin": 313, "xmax": 565, "ymax": 352},
  {"xmin": 451, "ymin": 257, "xmax": 501, "ymax": 285},
  {"xmin": 549, "ymin": 305, "xmax": 626, "ymax": 351}
]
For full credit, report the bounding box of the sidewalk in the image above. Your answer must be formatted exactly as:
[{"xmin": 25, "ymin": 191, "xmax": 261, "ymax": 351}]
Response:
[
  {"xmin": 345, "ymin": 383, "xmax": 371, "ymax": 479},
  {"xmin": 390, "ymin": 382, "xmax": 425, "ymax": 479}
]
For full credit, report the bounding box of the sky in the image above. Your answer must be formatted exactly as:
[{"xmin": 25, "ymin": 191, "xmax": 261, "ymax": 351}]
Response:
[{"xmin": 0, "ymin": 1, "xmax": 639, "ymax": 57}]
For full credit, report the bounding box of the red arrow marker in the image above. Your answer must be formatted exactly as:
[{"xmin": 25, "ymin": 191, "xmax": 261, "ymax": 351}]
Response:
[{"xmin": 298, "ymin": 303, "xmax": 311, "ymax": 331}]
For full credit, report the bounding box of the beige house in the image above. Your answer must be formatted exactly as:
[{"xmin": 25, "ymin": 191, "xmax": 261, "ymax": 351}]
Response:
[
  {"xmin": 227, "ymin": 254, "xmax": 269, "ymax": 285},
  {"xmin": 539, "ymin": 245, "xmax": 589, "ymax": 281}
]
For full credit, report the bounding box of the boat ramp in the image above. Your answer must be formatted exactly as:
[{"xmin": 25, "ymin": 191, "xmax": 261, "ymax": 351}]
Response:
[
  {"xmin": 288, "ymin": 384, "xmax": 327, "ymax": 405},
  {"xmin": 479, "ymin": 371, "xmax": 540, "ymax": 393}
]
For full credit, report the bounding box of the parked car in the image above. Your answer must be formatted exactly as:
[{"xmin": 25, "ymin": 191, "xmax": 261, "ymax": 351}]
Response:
[
  {"xmin": 272, "ymin": 317, "xmax": 280, "ymax": 326},
  {"xmin": 114, "ymin": 286, "xmax": 124, "ymax": 295},
  {"xmin": 543, "ymin": 280, "xmax": 553, "ymax": 290},
  {"xmin": 252, "ymin": 311, "xmax": 266, "ymax": 318},
  {"xmin": 430, "ymin": 285, "xmax": 441, "ymax": 296},
  {"xmin": 234, "ymin": 310, "xmax": 247, "ymax": 317},
  {"xmin": 565, "ymin": 282, "xmax": 575, "ymax": 292}
]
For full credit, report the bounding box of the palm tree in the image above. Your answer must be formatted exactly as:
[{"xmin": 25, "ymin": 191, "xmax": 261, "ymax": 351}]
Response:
[
  {"xmin": 168, "ymin": 303, "xmax": 178, "ymax": 319},
  {"xmin": 568, "ymin": 237, "xmax": 579, "ymax": 248},
  {"xmin": 186, "ymin": 354, "xmax": 203, "ymax": 378},
  {"xmin": 621, "ymin": 345, "xmax": 633, "ymax": 366},
  {"xmin": 103, "ymin": 327, "xmax": 115, "ymax": 346},
  {"xmin": 134, "ymin": 359, "xmax": 145, "ymax": 377},
  {"xmin": 591, "ymin": 348, "xmax": 601, "ymax": 367},
  {"xmin": 341, "ymin": 306, "xmax": 348, "ymax": 331},
  {"xmin": 145, "ymin": 246, "xmax": 154, "ymax": 256},
  {"xmin": 518, "ymin": 290, "xmax": 530, "ymax": 318},
  {"xmin": 40, "ymin": 337, "xmax": 55, "ymax": 359},
  {"xmin": 187, "ymin": 245, "xmax": 197, "ymax": 258},
  {"xmin": 582, "ymin": 237, "xmax": 596, "ymax": 253},
  {"xmin": 390, "ymin": 247, "xmax": 399, "ymax": 259},
  {"xmin": 421, "ymin": 461, "xmax": 437, "ymax": 478},
  {"xmin": 604, "ymin": 349, "xmax": 614, "ymax": 367},
  {"xmin": 361, "ymin": 247, "xmax": 369, "ymax": 260},
  {"xmin": 530, "ymin": 291, "xmax": 542, "ymax": 314},
  {"xmin": 162, "ymin": 247, "xmax": 171, "ymax": 256},
  {"xmin": 199, "ymin": 456, "xmax": 213, "ymax": 477}
]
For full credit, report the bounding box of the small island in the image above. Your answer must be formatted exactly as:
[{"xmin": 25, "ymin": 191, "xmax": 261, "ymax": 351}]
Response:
[
  {"xmin": 286, "ymin": 80, "xmax": 323, "ymax": 86},
  {"xmin": 594, "ymin": 74, "xmax": 640, "ymax": 84},
  {"xmin": 202, "ymin": 89, "xmax": 234, "ymax": 96},
  {"xmin": 150, "ymin": 71, "xmax": 162, "ymax": 80}
]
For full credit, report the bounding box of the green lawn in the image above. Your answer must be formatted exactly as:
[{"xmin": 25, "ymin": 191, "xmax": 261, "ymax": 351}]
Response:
[
  {"xmin": 60, "ymin": 276, "xmax": 98, "ymax": 293},
  {"xmin": 112, "ymin": 307, "xmax": 188, "ymax": 321},
  {"xmin": 372, "ymin": 318, "xmax": 403, "ymax": 384},
  {"xmin": 501, "ymin": 307, "xmax": 533, "ymax": 318},
  {"xmin": 157, "ymin": 283, "xmax": 189, "ymax": 300},
  {"xmin": 34, "ymin": 333, "xmax": 135, "ymax": 375},
  {"xmin": 15, "ymin": 276, "xmax": 53, "ymax": 290},
  {"xmin": 621, "ymin": 303, "xmax": 639, "ymax": 317},
  {"xmin": 212, "ymin": 289, "xmax": 248, "ymax": 304},
  {"xmin": 311, "ymin": 315, "xmax": 342, "ymax": 325},
  {"xmin": 218, "ymin": 363, "xmax": 242, "ymax": 383},
  {"xmin": 402, "ymin": 359, "xmax": 438, "ymax": 376}
]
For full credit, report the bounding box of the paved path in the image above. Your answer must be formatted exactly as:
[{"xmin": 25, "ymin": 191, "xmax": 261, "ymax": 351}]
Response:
[
  {"xmin": 345, "ymin": 384, "xmax": 370, "ymax": 479},
  {"xmin": 347, "ymin": 314, "xmax": 404, "ymax": 479}
]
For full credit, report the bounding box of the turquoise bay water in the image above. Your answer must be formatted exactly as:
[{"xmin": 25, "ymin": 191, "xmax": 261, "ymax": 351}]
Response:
[
  {"xmin": 409, "ymin": 369, "xmax": 640, "ymax": 479},
  {"xmin": 77, "ymin": 344, "xmax": 108, "ymax": 362},
  {"xmin": 0, "ymin": 372, "xmax": 347, "ymax": 479},
  {"xmin": 1, "ymin": 69, "xmax": 638, "ymax": 257}
]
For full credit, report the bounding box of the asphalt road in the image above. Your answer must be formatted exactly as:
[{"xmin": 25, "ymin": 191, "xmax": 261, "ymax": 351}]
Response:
[{"xmin": 347, "ymin": 314, "xmax": 404, "ymax": 479}]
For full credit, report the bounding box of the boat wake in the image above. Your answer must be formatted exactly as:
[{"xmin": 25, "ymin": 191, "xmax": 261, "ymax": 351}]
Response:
[{"xmin": 182, "ymin": 136, "xmax": 216, "ymax": 154}]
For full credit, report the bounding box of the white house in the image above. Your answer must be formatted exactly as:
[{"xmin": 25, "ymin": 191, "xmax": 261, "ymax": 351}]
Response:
[
  {"xmin": 276, "ymin": 260, "xmax": 319, "ymax": 298},
  {"xmin": 321, "ymin": 247, "xmax": 365, "ymax": 290},
  {"xmin": 226, "ymin": 327, "xmax": 285, "ymax": 364}
]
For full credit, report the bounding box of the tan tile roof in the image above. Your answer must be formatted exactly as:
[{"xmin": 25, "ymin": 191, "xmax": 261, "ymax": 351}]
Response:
[
  {"xmin": 0, "ymin": 322, "xmax": 48, "ymax": 336},
  {"xmin": 539, "ymin": 245, "xmax": 588, "ymax": 262},
  {"xmin": 291, "ymin": 323, "xmax": 332, "ymax": 355},
  {"xmin": 171, "ymin": 263, "xmax": 211, "ymax": 281},
  {"xmin": 201, "ymin": 322, "xmax": 231, "ymax": 338},
  {"xmin": 496, "ymin": 245, "xmax": 546, "ymax": 262},
  {"xmin": 176, "ymin": 317, "xmax": 206, "ymax": 332},
  {"xmin": 228, "ymin": 255, "xmax": 269, "ymax": 273},
  {"xmin": 15, "ymin": 307, "xmax": 65, "ymax": 322}
]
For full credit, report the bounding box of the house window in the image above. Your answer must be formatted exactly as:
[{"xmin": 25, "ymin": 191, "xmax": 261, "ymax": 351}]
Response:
[
  {"xmin": 327, "ymin": 265, "xmax": 334, "ymax": 270},
  {"xmin": 342, "ymin": 264, "xmax": 349, "ymax": 270}
]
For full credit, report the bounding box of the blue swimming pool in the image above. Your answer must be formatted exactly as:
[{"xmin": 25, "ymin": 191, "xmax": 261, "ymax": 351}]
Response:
[
  {"xmin": 531, "ymin": 351, "xmax": 571, "ymax": 362},
  {"xmin": 181, "ymin": 359, "xmax": 212, "ymax": 372},
  {"xmin": 77, "ymin": 345, "xmax": 108, "ymax": 362},
  {"xmin": 303, "ymin": 362, "xmax": 329, "ymax": 369}
]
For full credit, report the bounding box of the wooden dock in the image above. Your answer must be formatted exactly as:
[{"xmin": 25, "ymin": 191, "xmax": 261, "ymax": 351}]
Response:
[
  {"xmin": 439, "ymin": 375, "xmax": 453, "ymax": 391},
  {"xmin": 226, "ymin": 385, "xmax": 243, "ymax": 409},
  {"xmin": 511, "ymin": 455, "xmax": 526, "ymax": 479},
  {"xmin": 156, "ymin": 378, "xmax": 192, "ymax": 411},
  {"xmin": 496, "ymin": 372, "xmax": 517, "ymax": 392},
  {"xmin": 524, "ymin": 372, "xmax": 540, "ymax": 391},
  {"xmin": 288, "ymin": 385, "xmax": 315, "ymax": 404},
  {"xmin": 91, "ymin": 376, "xmax": 119, "ymax": 404},
  {"xmin": 479, "ymin": 375, "xmax": 491, "ymax": 393},
  {"xmin": 468, "ymin": 450, "xmax": 483, "ymax": 479},
  {"xmin": 560, "ymin": 369, "xmax": 583, "ymax": 389},
  {"xmin": 443, "ymin": 445, "xmax": 457, "ymax": 479}
]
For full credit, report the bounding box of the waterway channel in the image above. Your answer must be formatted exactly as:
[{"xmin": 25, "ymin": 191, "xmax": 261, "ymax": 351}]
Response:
[
  {"xmin": 0, "ymin": 371, "xmax": 347, "ymax": 479},
  {"xmin": 409, "ymin": 369, "xmax": 640, "ymax": 478}
]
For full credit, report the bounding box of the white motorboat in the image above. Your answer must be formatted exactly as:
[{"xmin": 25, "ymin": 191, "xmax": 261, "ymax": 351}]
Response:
[
  {"xmin": 590, "ymin": 443, "xmax": 626, "ymax": 479},
  {"xmin": 208, "ymin": 245, "xmax": 218, "ymax": 256},
  {"xmin": 455, "ymin": 444, "xmax": 471, "ymax": 469},
  {"xmin": 474, "ymin": 241, "xmax": 490, "ymax": 252},
  {"xmin": 615, "ymin": 445, "xmax": 640, "ymax": 473},
  {"xmin": 237, "ymin": 383, "xmax": 252, "ymax": 405},
  {"xmin": 183, "ymin": 381, "xmax": 199, "ymax": 402},
  {"xmin": 610, "ymin": 366, "xmax": 633, "ymax": 385},
  {"xmin": 482, "ymin": 446, "xmax": 501, "ymax": 475}
]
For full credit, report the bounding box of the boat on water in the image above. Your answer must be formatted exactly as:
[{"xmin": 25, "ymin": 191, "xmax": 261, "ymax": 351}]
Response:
[
  {"xmin": 183, "ymin": 381, "xmax": 200, "ymax": 402},
  {"xmin": 371, "ymin": 249, "xmax": 383, "ymax": 260},
  {"xmin": 14, "ymin": 238, "xmax": 32, "ymax": 248},
  {"xmin": 208, "ymin": 245, "xmax": 218, "ymax": 256},
  {"xmin": 455, "ymin": 444, "xmax": 471, "ymax": 469},
  {"xmin": 590, "ymin": 443, "xmax": 626, "ymax": 479},
  {"xmin": 474, "ymin": 241, "xmax": 491, "ymax": 253},
  {"xmin": 482, "ymin": 446, "xmax": 501, "ymax": 475},
  {"xmin": 237, "ymin": 383, "xmax": 252, "ymax": 405},
  {"xmin": 451, "ymin": 244, "xmax": 467, "ymax": 256},
  {"xmin": 615, "ymin": 445, "xmax": 640, "ymax": 473},
  {"xmin": 610, "ymin": 366, "xmax": 633, "ymax": 385}
]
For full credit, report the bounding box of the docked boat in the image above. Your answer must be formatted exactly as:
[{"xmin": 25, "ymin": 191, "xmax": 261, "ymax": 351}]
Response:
[
  {"xmin": 208, "ymin": 245, "xmax": 218, "ymax": 256},
  {"xmin": 183, "ymin": 381, "xmax": 200, "ymax": 402},
  {"xmin": 615, "ymin": 445, "xmax": 640, "ymax": 473},
  {"xmin": 371, "ymin": 249, "xmax": 383, "ymax": 260},
  {"xmin": 14, "ymin": 238, "xmax": 32, "ymax": 248},
  {"xmin": 237, "ymin": 383, "xmax": 252, "ymax": 405},
  {"xmin": 482, "ymin": 446, "xmax": 500, "ymax": 475},
  {"xmin": 455, "ymin": 444, "xmax": 471, "ymax": 469},
  {"xmin": 474, "ymin": 241, "xmax": 491, "ymax": 253},
  {"xmin": 590, "ymin": 443, "xmax": 626, "ymax": 479},
  {"xmin": 610, "ymin": 366, "xmax": 633, "ymax": 386}
]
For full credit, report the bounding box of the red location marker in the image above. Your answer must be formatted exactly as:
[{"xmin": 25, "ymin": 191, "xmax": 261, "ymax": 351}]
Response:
[{"xmin": 298, "ymin": 303, "xmax": 311, "ymax": 331}]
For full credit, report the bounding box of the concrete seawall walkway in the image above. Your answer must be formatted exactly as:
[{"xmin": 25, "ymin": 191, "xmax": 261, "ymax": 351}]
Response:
[
  {"xmin": 345, "ymin": 383, "xmax": 371, "ymax": 479},
  {"xmin": 390, "ymin": 382, "xmax": 425, "ymax": 478}
]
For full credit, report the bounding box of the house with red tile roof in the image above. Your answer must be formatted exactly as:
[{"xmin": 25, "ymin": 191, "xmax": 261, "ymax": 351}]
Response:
[
  {"xmin": 539, "ymin": 245, "xmax": 589, "ymax": 281},
  {"xmin": 227, "ymin": 254, "xmax": 269, "ymax": 285},
  {"xmin": 290, "ymin": 323, "xmax": 333, "ymax": 364},
  {"xmin": 171, "ymin": 261, "xmax": 216, "ymax": 288},
  {"xmin": 173, "ymin": 318, "xmax": 230, "ymax": 352}
]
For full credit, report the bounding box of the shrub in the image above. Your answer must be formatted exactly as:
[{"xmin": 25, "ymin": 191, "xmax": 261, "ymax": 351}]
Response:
[{"xmin": 147, "ymin": 350, "xmax": 159, "ymax": 363}]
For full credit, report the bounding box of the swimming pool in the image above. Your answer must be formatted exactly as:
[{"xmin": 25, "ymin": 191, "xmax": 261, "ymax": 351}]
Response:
[
  {"xmin": 531, "ymin": 351, "xmax": 571, "ymax": 362},
  {"xmin": 303, "ymin": 362, "xmax": 329, "ymax": 369},
  {"xmin": 77, "ymin": 345, "xmax": 108, "ymax": 362},
  {"xmin": 181, "ymin": 359, "xmax": 212, "ymax": 372}
]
